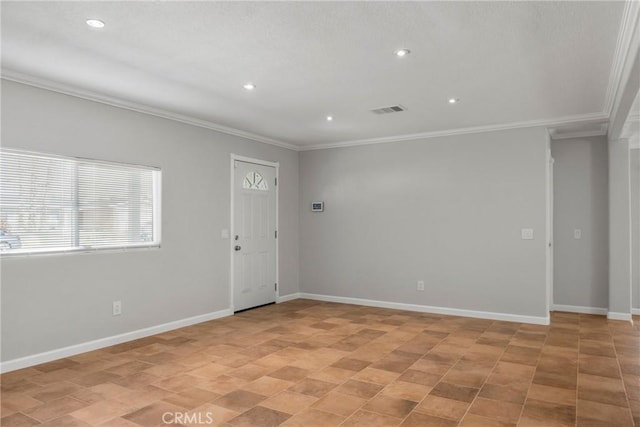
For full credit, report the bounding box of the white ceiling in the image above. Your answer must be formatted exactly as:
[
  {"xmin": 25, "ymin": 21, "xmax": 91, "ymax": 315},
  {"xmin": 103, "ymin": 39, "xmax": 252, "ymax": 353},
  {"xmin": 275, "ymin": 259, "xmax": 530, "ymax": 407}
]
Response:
[{"xmin": 0, "ymin": 1, "xmax": 632, "ymax": 149}]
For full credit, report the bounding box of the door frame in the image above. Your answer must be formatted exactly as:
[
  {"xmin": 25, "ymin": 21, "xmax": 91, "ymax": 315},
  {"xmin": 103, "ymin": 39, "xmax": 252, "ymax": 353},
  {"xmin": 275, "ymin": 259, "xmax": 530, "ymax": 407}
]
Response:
[
  {"xmin": 546, "ymin": 145, "xmax": 555, "ymax": 314},
  {"xmin": 229, "ymin": 154, "xmax": 280, "ymax": 312}
]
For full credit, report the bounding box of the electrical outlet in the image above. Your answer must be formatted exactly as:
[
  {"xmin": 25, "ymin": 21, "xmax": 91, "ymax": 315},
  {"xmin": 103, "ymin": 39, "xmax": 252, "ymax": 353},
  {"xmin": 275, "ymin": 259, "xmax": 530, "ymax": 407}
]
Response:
[
  {"xmin": 112, "ymin": 301, "xmax": 122, "ymax": 316},
  {"xmin": 417, "ymin": 280, "xmax": 425, "ymax": 291}
]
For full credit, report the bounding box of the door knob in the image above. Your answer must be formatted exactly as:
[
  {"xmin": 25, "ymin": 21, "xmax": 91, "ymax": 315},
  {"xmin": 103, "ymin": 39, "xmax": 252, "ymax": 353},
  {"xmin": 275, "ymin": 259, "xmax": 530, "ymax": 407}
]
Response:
[{"xmin": 235, "ymin": 245, "xmax": 241, "ymax": 251}]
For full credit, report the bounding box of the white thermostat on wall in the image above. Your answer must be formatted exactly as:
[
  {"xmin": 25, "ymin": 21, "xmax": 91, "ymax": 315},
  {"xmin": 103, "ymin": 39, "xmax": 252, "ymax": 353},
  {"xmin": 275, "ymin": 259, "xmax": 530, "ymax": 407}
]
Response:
[{"xmin": 311, "ymin": 201, "xmax": 324, "ymax": 212}]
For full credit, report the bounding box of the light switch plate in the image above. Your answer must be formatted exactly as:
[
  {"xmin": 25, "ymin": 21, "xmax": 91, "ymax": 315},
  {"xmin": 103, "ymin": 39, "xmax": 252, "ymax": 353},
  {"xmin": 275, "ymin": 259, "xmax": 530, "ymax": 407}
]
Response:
[
  {"xmin": 521, "ymin": 228, "xmax": 534, "ymax": 240},
  {"xmin": 221, "ymin": 229, "xmax": 230, "ymax": 239},
  {"xmin": 574, "ymin": 229, "xmax": 582, "ymax": 239}
]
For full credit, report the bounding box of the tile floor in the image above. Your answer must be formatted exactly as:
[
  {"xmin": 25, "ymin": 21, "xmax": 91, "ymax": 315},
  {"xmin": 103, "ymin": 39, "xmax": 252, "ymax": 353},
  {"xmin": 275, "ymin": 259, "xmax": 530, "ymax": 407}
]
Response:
[{"xmin": 1, "ymin": 300, "xmax": 638, "ymax": 427}]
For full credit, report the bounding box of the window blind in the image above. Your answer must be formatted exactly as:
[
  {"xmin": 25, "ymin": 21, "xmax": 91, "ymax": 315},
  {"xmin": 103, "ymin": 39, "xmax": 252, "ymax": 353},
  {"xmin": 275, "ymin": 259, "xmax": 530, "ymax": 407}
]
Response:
[{"xmin": 0, "ymin": 149, "xmax": 161, "ymax": 255}]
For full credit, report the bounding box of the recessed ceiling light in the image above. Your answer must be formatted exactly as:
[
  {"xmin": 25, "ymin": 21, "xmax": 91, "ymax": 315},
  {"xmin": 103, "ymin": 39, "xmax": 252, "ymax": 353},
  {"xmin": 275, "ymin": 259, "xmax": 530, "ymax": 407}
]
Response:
[
  {"xmin": 395, "ymin": 49, "xmax": 410, "ymax": 57},
  {"xmin": 448, "ymin": 98, "xmax": 460, "ymax": 104},
  {"xmin": 326, "ymin": 116, "xmax": 334, "ymax": 121},
  {"xmin": 243, "ymin": 83, "xmax": 256, "ymax": 90},
  {"xmin": 86, "ymin": 19, "xmax": 105, "ymax": 29}
]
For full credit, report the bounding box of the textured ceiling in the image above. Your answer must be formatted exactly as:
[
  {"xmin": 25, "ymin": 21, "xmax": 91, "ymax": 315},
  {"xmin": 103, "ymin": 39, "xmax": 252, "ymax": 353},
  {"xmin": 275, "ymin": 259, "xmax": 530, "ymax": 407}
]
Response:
[{"xmin": 0, "ymin": 1, "xmax": 628, "ymax": 148}]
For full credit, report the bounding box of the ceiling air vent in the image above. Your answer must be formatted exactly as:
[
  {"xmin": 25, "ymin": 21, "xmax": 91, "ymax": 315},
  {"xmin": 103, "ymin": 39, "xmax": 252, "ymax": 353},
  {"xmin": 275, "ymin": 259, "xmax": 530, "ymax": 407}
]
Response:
[{"xmin": 370, "ymin": 104, "xmax": 407, "ymax": 115}]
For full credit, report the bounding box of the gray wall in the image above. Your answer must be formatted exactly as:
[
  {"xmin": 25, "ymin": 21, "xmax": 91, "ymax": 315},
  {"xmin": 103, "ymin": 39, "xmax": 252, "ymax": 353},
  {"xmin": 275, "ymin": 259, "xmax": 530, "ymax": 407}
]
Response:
[
  {"xmin": 0, "ymin": 80, "xmax": 299, "ymax": 362},
  {"xmin": 551, "ymin": 137, "xmax": 609, "ymax": 309},
  {"xmin": 299, "ymin": 127, "xmax": 549, "ymax": 318},
  {"xmin": 631, "ymin": 148, "xmax": 640, "ymax": 310},
  {"xmin": 608, "ymin": 138, "xmax": 632, "ymax": 315}
]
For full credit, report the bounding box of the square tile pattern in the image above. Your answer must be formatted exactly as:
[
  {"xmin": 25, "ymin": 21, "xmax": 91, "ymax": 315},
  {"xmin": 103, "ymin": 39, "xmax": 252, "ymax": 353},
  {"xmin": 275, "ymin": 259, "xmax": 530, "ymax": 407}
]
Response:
[{"xmin": 1, "ymin": 300, "xmax": 638, "ymax": 426}]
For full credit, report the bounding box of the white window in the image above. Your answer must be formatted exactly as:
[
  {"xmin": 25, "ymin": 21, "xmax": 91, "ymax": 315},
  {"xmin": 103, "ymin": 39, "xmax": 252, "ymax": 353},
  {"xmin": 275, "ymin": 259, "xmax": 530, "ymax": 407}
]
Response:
[
  {"xmin": 242, "ymin": 171, "xmax": 268, "ymax": 191},
  {"xmin": 0, "ymin": 149, "xmax": 161, "ymax": 255}
]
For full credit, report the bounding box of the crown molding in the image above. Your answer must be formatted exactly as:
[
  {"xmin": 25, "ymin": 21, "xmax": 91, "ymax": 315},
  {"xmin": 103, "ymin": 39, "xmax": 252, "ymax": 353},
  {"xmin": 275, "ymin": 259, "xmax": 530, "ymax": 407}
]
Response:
[
  {"xmin": 299, "ymin": 113, "xmax": 609, "ymax": 151},
  {"xmin": 627, "ymin": 110, "xmax": 640, "ymax": 123},
  {"xmin": 549, "ymin": 122, "xmax": 609, "ymax": 140},
  {"xmin": 0, "ymin": 70, "xmax": 301, "ymax": 152},
  {"xmin": 604, "ymin": 0, "xmax": 640, "ymax": 116},
  {"xmin": 549, "ymin": 129, "xmax": 609, "ymax": 141},
  {"xmin": 0, "ymin": 70, "xmax": 613, "ymax": 153}
]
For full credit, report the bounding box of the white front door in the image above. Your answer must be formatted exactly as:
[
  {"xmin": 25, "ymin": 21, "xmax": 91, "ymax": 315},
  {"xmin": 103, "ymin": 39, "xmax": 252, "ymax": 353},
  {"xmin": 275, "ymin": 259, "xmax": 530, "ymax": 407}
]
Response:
[{"xmin": 233, "ymin": 160, "xmax": 277, "ymax": 312}]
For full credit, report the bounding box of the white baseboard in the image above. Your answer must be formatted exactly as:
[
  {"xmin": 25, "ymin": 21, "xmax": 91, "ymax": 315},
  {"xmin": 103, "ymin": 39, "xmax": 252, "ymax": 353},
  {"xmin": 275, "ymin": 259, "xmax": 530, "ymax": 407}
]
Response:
[
  {"xmin": 0, "ymin": 308, "xmax": 233, "ymax": 374},
  {"xmin": 607, "ymin": 312, "xmax": 633, "ymax": 321},
  {"xmin": 552, "ymin": 304, "xmax": 608, "ymax": 315},
  {"xmin": 632, "ymin": 308, "xmax": 640, "ymax": 316},
  {"xmin": 277, "ymin": 292, "xmax": 302, "ymax": 303},
  {"xmin": 298, "ymin": 293, "xmax": 550, "ymax": 325}
]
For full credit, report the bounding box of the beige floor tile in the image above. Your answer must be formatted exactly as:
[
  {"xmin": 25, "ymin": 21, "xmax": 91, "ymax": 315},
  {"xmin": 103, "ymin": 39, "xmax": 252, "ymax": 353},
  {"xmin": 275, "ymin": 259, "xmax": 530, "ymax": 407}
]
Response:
[
  {"xmin": 400, "ymin": 412, "xmax": 457, "ymax": 427},
  {"xmin": 1, "ymin": 393, "xmax": 44, "ymax": 412},
  {"xmin": 227, "ymin": 406, "xmax": 290, "ymax": 427},
  {"xmin": 577, "ymin": 398, "xmax": 634, "ymax": 426},
  {"xmin": 281, "ymin": 408, "xmax": 345, "ymax": 427},
  {"xmin": 241, "ymin": 376, "xmax": 293, "ymax": 396},
  {"xmin": 362, "ymin": 394, "xmax": 416, "ymax": 418},
  {"xmin": 186, "ymin": 403, "xmax": 239, "ymax": 427},
  {"xmin": 311, "ymin": 391, "xmax": 365, "ymax": 417},
  {"xmin": 22, "ymin": 396, "xmax": 89, "ymax": 422},
  {"xmin": 468, "ymin": 397, "xmax": 522, "ymax": 424},
  {"xmin": 382, "ymin": 380, "xmax": 432, "ymax": 402},
  {"xmin": 1, "ymin": 302, "xmax": 638, "ymax": 427},
  {"xmin": 0, "ymin": 413, "xmax": 40, "ymax": 427},
  {"xmin": 341, "ymin": 409, "xmax": 401, "ymax": 427},
  {"xmin": 162, "ymin": 387, "xmax": 220, "ymax": 409},
  {"xmin": 527, "ymin": 383, "xmax": 577, "ymax": 406},
  {"xmin": 414, "ymin": 395, "xmax": 470, "ymax": 421},
  {"xmin": 259, "ymin": 391, "xmax": 318, "ymax": 415},
  {"xmin": 71, "ymin": 399, "xmax": 135, "ymax": 425}
]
